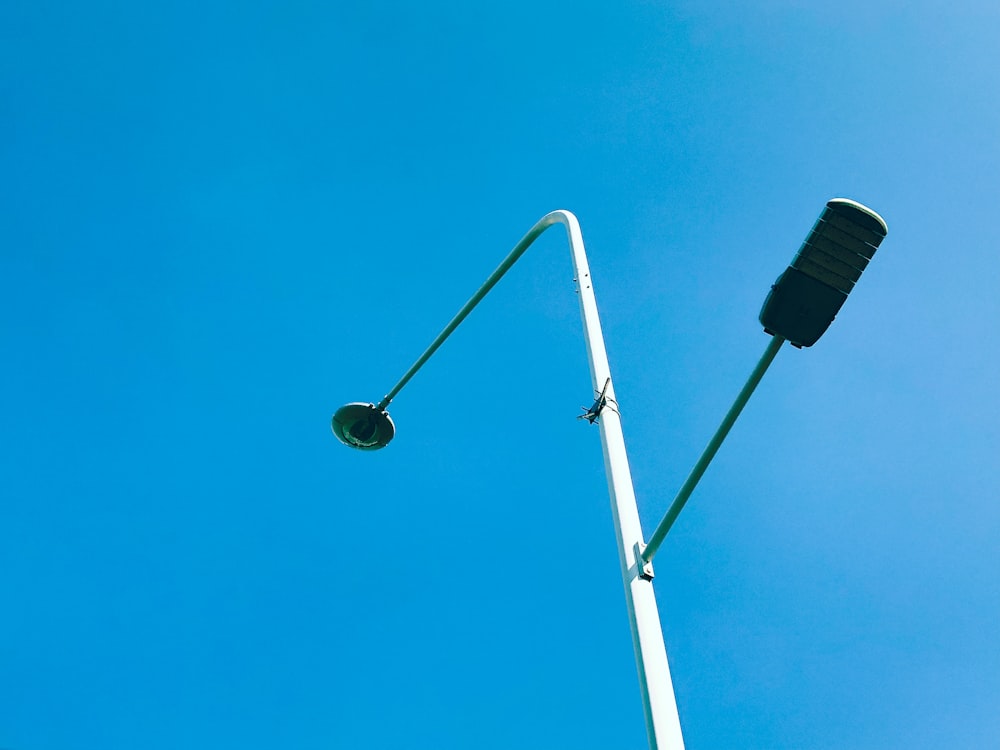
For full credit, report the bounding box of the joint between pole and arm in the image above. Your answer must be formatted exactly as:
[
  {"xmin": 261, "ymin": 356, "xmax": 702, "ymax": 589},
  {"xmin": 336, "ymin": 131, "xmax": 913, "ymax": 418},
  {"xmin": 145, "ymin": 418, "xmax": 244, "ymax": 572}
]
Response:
[{"xmin": 640, "ymin": 334, "xmax": 786, "ymax": 565}]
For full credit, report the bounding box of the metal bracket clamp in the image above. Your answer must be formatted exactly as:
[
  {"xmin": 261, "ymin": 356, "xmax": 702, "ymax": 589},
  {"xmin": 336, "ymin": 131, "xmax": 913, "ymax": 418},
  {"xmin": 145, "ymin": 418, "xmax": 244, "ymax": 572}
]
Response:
[
  {"xmin": 578, "ymin": 378, "xmax": 619, "ymax": 425},
  {"xmin": 634, "ymin": 542, "xmax": 654, "ymax": 581}
]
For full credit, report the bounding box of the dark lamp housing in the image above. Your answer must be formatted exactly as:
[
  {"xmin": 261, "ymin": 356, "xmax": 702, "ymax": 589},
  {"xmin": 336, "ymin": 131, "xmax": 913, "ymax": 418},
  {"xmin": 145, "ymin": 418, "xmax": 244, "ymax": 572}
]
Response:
[
  {"xmin": 331, "ymin": 402, "xmax": 395, "ymax": 450},
  {"xmin": 760, "ymin": 198, "xmax": 887, "ymax": 347}
]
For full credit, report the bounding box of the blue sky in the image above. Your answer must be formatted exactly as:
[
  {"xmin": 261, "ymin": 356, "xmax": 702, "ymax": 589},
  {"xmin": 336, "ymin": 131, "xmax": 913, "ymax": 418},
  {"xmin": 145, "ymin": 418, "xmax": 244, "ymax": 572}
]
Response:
[{"xmin": 2, "ymin": 2, "xmax": 999, "ymax": 748}]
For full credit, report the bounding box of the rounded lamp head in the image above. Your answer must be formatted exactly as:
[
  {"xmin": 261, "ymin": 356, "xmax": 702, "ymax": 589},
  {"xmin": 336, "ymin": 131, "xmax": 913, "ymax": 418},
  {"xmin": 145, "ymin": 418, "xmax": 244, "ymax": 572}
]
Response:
[{"xmin": 331, "ymin": 402, "xmax": 395, "ymax": 450}]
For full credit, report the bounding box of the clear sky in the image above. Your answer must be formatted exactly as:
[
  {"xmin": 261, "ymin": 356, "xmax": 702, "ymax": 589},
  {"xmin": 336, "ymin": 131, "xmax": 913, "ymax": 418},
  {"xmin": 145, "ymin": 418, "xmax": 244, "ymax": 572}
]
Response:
[{"xmin": 2, "ymin": 2, "xmax": 999, "ymax": 749}]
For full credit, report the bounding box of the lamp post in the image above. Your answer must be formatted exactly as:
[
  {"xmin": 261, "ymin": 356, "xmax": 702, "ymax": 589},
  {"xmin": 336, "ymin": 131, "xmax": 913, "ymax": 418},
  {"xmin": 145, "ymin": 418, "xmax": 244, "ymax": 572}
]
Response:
[
  {"xmin": 334, "ymin": 210, "xmax": 685, "ymax": 749},
  {"xmin": 640, "ymin": 198, "xmax": 889, "ymax": 562},
  {"xmin": 331, "ymin": 200, "xmax": 887, "ymax": 750}
]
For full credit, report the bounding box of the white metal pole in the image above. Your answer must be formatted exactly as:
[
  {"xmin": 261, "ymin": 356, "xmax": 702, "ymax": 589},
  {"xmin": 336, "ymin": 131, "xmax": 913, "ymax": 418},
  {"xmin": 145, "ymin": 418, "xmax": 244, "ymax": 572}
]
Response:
[{"xmin": 553, "ymin": 211, "xmax": 685, "ymax": 750}]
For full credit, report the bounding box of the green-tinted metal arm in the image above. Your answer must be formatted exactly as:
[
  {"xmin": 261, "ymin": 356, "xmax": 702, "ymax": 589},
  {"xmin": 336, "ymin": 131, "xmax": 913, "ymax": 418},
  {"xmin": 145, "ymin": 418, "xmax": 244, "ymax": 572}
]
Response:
[
  {"xmin": 641, "ymin": 334, "xmax": 786, "ymax": 563},
  {"xmin": 376, "ymin": 218, "xmax": 558, "ymax": 412}
]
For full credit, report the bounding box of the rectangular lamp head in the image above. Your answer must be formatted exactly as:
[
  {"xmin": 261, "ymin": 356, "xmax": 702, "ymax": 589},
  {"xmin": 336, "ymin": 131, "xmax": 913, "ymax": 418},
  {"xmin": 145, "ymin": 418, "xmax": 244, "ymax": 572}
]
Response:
[{"xmin": 759, "ymin": 198, "xmax": 888, "ymax": 347}]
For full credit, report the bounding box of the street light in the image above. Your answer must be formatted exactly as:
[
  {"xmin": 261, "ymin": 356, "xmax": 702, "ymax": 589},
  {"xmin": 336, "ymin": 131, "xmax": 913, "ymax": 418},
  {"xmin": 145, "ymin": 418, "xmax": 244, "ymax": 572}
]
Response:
[
  {"xmin": 640, "ymin": 198, "xmax": 888, "ymax": 563},
  {"xmin": 760, "ymin": 198, "xmax": 890, "ymax": 348},
  {"xmin": 331, "ymin": 401, "xmax": 395, "ymax": 450},
  {"xmin": 332, "ymin": 201, "xmax": 887, "ymax": 750}
]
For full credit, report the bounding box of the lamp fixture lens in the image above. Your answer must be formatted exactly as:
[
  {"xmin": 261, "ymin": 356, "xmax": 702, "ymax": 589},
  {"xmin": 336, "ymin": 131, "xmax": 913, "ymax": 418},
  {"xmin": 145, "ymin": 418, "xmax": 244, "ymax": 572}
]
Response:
[{"xmin": 331, "ymin": 402, "xmax": 395, "ymax": 450}]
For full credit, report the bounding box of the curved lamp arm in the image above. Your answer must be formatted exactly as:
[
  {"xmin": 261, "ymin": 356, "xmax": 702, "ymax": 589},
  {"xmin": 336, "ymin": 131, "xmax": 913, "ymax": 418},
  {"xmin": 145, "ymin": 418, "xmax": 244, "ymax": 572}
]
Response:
[{"xmin": 378, "ymin": 211, "xmax": 587, "ymax": 410}]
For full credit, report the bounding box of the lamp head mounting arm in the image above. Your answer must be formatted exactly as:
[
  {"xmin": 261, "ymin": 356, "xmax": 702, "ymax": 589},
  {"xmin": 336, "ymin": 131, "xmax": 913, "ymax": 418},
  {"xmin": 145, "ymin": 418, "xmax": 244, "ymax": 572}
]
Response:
[{"xmin": 332, "ymin": 211, "xmax": 584, "ymax": 450}]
